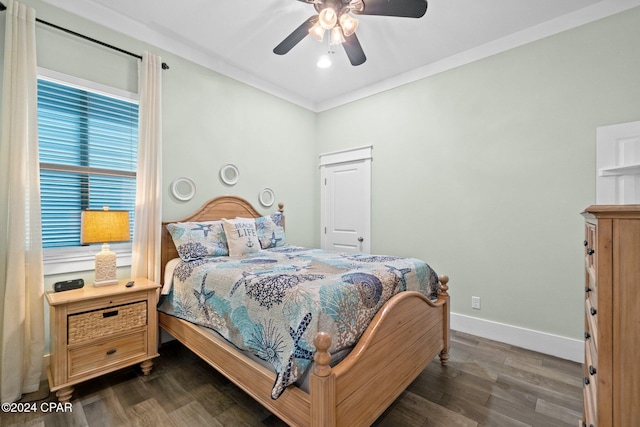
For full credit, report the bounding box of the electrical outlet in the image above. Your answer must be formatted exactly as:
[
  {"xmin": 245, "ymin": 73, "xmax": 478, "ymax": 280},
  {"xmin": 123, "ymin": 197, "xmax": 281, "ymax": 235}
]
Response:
[{"xmin": 471, "ymin": 296, "xmax": 481, "ymax": 310}]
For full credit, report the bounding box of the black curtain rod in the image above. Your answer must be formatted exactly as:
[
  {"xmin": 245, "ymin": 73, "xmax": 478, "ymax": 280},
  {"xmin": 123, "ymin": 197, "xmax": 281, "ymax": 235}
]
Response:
[{"xmin": 0, "ymin": 2, "xmax": 169, "ymax": 70}]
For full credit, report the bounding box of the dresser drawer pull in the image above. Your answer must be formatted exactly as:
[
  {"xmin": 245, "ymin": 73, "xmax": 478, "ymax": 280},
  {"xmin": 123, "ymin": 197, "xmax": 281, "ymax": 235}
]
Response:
[
  {"xmin": 587, "ymin": 248, "xmax": 595, "ymax": 255},
  {"xmin": 584, "ymin": 377, "xmax": 590, "ymax": 385},
  {"xmin": 584, "ymin": 331, "xmax": 590, "ymax": 339},
  {"xmin": 590, "ymin": 307, "xmax": 597, "ymax": 316},
  {"xmin": 102, "ymin": 310, "xmax": 119, "ymax": 318},
  {"xmin": 589, "ymin": 365, "xmax": 597, "ymax": 375},
  {"xmin": 106, "ymin": 348, "xmax": 117, "ymax": 355}
]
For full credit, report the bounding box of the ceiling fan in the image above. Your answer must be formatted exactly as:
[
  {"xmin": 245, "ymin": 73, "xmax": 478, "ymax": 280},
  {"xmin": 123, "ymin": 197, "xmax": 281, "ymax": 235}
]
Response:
[{"xmin": 273, "ymin": 0, "xmax": 428, "ymax": 66}]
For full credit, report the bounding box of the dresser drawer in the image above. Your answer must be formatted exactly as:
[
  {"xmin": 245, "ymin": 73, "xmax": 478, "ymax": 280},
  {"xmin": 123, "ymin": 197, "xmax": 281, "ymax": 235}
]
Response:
[
  {"xmin": 583, "ymin": 384, "xmax": 596, "ymax": 427},
  {"xmin": 584, "ymin": 224, "xmax": 598, "ymax": 309},
  {"xmin": 585, "ymin": 299, "xmax": 598, "ymax": 347},
  {"xmin": 68, "ymin": 301, "xmax": 147, "ymax": 345},
  {"xmin": 584, "ymin": 222, "xmax": 597, "ymax": 271},
  {"xmin": 68, "ymin": 330, "xmax": 147, "ymax": 379},
  {"xmin": 585, "ymin": 262, "xmax": 597, "ymax": 304},
  {"xmin": 584, "ymin": 321, "xmax": 598, "ymax": 364}
]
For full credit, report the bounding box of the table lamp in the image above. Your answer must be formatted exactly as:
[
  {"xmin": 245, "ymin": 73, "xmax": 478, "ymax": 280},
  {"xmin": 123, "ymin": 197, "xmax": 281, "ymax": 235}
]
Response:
[{"xmin": 81, "ymin": 207, "xmax": 130, "ymax": 286}]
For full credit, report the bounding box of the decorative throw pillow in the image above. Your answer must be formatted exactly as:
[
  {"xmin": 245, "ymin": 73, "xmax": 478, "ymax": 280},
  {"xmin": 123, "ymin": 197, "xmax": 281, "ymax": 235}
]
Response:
[
  {"xmin": 167, "ymin": 221, "xmax": 228, "ymax": 261},
  {"xmin": 221, "ymin": 217, "xmax": 261, "ymax": 256},
  {"xmin": 255, "ymin": 213, "xmax": 286, "ymax": 249}
]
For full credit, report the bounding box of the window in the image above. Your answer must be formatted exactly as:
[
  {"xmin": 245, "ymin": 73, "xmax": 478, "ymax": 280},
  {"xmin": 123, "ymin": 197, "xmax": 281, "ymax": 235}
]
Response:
[{"xmin": 37, "ymin": 70, "xmax": 138, "ymax": 274}]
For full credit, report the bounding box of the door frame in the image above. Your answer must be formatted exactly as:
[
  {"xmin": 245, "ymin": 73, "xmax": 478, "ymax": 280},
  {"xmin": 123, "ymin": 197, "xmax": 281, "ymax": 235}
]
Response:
[{"xmin": 319, "ymin": 145, "xmax": 372, "ymax": 252}]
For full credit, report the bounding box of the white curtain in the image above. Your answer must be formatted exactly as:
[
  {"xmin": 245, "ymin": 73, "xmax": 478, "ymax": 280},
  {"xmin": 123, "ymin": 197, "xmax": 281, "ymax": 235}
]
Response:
[
  {"xmin": 0, "ymin": 0, "xmax": 45, "ymax": 403},
  {"xmin": 132, "ymin": 52, "xmax": 163, "ymax": 283}
]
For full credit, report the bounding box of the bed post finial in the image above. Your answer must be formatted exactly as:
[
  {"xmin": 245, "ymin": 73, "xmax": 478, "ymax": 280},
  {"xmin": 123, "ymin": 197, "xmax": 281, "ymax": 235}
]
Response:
[
  {"xmin": 438, "ymin": 275, "xmax": 449, "ymax": 296},
  {"xmin": 313, "ymin": 332, "xmax": 332, "ymax": 377}
]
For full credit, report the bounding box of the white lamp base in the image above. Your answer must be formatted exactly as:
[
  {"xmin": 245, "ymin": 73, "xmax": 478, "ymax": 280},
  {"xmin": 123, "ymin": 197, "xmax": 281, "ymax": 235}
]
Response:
[{"xmin": 94, "ymin": 243, "xmax": 119, "ymax": 286}]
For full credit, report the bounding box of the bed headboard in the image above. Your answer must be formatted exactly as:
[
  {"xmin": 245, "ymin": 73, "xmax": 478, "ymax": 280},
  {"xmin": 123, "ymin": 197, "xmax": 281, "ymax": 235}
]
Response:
[{"xmin": 160, "ymin": 195, "xmax": 284, "ymax": 284}]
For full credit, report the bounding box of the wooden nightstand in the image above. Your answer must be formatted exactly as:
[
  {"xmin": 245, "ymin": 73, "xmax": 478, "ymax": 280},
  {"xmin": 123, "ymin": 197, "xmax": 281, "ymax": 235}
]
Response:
[{"xmin": 45, "ymin": 278, "xmax": 160, "ymax": 402}]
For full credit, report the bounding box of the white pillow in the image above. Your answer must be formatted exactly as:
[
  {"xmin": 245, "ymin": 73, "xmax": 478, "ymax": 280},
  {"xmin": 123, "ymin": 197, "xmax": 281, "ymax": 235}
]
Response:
[{"xmin": 221, "ymin": 217, "xmax": 261, "ymax": 256}]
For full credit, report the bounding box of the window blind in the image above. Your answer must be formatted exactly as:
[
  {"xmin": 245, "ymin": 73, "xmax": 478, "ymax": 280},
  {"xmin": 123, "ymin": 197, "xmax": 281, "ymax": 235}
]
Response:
[{"xmin": 38, "ymin": 79, "xmax": 139, "ymax": 248}]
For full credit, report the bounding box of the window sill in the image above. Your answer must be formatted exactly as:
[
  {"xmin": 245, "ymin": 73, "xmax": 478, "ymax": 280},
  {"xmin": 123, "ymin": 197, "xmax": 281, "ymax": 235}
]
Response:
[{"xmin": 43, "ymin": 244, "xmax": 132, "ymax": 276}]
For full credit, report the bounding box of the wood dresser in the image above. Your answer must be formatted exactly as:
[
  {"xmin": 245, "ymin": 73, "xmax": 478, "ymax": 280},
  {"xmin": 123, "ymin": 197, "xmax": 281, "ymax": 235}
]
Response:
[
  {"xmin": 46, "ymin": 278, "xmax": 160, "ymax": 402},
  {"xmin": 581, "ymin": 205, "xmax": 640, "ymax": 427}
]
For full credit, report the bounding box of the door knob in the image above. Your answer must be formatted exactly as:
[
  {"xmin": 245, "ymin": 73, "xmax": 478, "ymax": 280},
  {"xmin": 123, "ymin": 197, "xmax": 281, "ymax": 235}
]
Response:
[{"xmin": 357, "ymin": 237, "xmax": 364, "ymax": 242}]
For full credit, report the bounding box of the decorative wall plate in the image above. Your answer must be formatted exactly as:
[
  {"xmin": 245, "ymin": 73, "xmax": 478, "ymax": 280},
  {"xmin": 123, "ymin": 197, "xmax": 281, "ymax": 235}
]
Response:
[
  {"xmin": 171, "ymin": 177, "xmax": 196, "ymax": 201},
  {"xmin": 220, "ymin": 164, "xmax": 239, "ymax": 185},
  {"xmin": 259, "ymin": 187, "xmax": 275, "ymax": 207}
]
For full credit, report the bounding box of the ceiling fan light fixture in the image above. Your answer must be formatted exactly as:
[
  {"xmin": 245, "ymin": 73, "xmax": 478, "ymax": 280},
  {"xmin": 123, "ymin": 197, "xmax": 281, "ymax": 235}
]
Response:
[
  {"xmin": 309, "ymin": 21, "xmax": 326, "ymax": 42},
  {"xmin": 339, "ymin": 14, "xmax": 358, "ymax": 37},
  {"xmin": 318, "ymin": 7, "xmax": 338, "ymax": 30},
  {"xmin": 329, "ymin": 26, "xmax": 345, "ymax": 45}
]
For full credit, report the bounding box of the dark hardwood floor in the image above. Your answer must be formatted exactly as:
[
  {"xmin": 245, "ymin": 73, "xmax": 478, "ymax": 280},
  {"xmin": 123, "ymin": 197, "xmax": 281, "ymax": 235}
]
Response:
[{"xmin": 1, "ymin": 330, "xmax": 583, "ymax": 427}]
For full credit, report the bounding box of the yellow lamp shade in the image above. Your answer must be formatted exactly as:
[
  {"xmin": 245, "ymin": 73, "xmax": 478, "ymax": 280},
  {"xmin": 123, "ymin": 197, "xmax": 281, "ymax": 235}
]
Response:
[{"xmin": 81, "ymin": 209, "xmax": 130, "ymax": 244}]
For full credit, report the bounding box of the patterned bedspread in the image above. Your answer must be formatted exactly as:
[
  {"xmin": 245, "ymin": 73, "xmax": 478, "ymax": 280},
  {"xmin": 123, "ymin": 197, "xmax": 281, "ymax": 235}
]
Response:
[{"xmin": 157, "ymin": 245, "xmax": 440, "ymax": 399}]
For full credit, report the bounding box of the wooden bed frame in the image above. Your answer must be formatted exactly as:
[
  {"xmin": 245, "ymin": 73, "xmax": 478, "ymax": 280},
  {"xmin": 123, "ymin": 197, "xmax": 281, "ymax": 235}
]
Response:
[{"xmin": 159, "ymin": 195, "xmax": 450, "ymax": 427}]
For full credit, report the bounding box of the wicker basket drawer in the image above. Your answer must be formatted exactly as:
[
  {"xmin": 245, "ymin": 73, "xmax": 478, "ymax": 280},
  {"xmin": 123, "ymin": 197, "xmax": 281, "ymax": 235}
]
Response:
[
  {"xmin": 68, "ymin": 330, "xmax": 147, "ymax": 378},
  {"xmin": 68, "ymin": 301, "xmax": 147, "ymax": 345}
]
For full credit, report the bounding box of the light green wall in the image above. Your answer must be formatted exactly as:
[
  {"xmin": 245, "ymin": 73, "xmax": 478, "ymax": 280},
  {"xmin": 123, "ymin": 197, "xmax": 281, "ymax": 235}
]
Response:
[
  {"xmin": 160, "ymin": 56, "xmax": 318, "ymax": 244},
  {"xmin": 316, "ymin": 7, "xmax": 640, "ymax": 339},
  {"xmin": 3, "ymin": 1, "xmax": 639, "ymax": 348}
]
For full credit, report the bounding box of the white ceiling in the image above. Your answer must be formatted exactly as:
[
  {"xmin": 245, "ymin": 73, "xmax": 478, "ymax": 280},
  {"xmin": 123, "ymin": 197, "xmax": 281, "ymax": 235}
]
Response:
[{"xmin": 41, "ymin": 0, "xmax": 640, "ymax": 111}]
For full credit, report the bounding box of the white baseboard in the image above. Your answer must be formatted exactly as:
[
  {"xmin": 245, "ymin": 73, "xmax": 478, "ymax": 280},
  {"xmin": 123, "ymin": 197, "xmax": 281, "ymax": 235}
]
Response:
[{"xmin": 451, "ymin": 312, "xmax": 584, "ymax": 363}]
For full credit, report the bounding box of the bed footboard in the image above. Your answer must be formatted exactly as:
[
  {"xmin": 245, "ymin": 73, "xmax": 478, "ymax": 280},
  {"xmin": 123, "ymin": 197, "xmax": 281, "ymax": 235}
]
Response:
[
  {"xmin": 160, "ymin": 274, "xmax": 450, "ymax": 427},
  {"xmin": 309, "ymin": 275, "xmax": 450, "ymax": 427}
]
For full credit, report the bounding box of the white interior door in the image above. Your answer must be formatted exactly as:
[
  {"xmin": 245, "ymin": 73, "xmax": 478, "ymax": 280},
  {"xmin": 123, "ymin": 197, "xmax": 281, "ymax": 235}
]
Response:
[{"xmin": 320, "ymin": 147, "xmax": 372, "ymax": 253}]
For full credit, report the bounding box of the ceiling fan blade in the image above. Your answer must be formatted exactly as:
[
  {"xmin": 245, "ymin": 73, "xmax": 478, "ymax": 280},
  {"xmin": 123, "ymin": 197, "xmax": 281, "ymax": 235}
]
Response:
[
  {"xmin": 273, "ymin": 16, "xmax": 318, "ymax": 55},
  {"xmin": 343, "ymin": 33, "xmax": 366, "ymax": 66},
  {"xmin": 354, "ymin": 0, "xmax": 428, "ymax": 18}
]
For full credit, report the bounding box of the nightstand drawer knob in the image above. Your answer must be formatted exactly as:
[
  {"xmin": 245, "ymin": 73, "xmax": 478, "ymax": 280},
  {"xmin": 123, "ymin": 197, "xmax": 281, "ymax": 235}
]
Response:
[
  {"xmin": 590, "ymin": 307, "xmax": 597, "ymax": 316},
  {"xmin": 589, "ymin": 365, "xmax": 597, "ymax": 375},
  {"xmin": 587, "ymin": 248, "xmax": 595, "ymax": 255},
  {"xmin": 584, "ymin": 377, "xmax": 590, "ymax": 385},
  {"xmin": 583, "ymin": 240, "xmax": 588, "ymax": 246},
  {"xmin": 585, "ymin": 286, "xmax": 591, "ymax": 293},
  {"xmin": 106, "ymin": 348, "xmax": 117, "ymax": 355},
  {"xmin": 584, "ymin": 331, "xmax": 590, "ymax": 339},
  {"xmin": 103, "ymin": 310, "xmax": 119, "ymax": 318}
]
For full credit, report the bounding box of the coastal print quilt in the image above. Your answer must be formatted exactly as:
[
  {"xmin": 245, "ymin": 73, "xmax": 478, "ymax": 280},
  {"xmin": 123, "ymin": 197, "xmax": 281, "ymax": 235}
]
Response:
[{"xmin": 157, "ymin": 245, "xmax": 440, "ymax": 399}]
